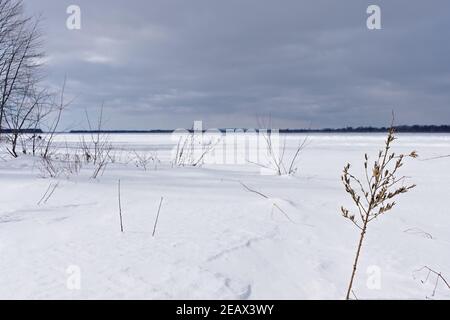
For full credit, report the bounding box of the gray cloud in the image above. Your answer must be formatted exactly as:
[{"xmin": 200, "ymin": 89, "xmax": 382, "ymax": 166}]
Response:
[{"xmin": 24, "ymin": 0, "xmax": 450, "ymax": 129}]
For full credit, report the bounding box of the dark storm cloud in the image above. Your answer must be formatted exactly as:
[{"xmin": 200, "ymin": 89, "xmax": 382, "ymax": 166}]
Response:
[{"xmin": 24, "ymin": 0, "xmax": 450, "ymax": 129}]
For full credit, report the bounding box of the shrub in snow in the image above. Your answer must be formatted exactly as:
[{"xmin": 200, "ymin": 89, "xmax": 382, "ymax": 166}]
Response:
[{"xmin": 341, "ymin": 125, "xmax": 418, "ymax": 299}]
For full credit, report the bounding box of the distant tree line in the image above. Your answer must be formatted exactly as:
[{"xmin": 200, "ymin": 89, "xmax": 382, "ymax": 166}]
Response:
[
  {"xmin": 282, "ymin": 125, "xmax": 450, "ymax": 133},
  {"xmin": 69, "ymin": 125, "xmax": 450, "ymax": 134},
  {"xmin": 0, "ymin": 128, "xmax": 41, "ymax": 133}
]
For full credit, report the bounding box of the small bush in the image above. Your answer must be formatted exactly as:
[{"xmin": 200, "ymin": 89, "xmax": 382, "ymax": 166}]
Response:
[{"xmin": 341, "ymin": 125, "xmax": 418, "ymax": 299}]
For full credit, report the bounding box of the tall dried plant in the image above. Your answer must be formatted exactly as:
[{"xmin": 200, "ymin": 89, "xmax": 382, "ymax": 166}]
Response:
[{"xmin": 341, "ymin": 125, "xmax": 418, "ymax": 300}]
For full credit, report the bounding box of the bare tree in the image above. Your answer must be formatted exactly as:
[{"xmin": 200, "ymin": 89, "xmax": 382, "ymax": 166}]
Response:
[
  {"xmin": 3, "ymin": 72, "xmax": 48, "ymax": 156},
  {"xmin": 0, "ymin": 0, "xmax": 44, "ymax": 140},
  {"xmin": 29, "ymin": 93, "xmax": 52, "ymax": 156},
  {"xmin": 41, "ymin": 77, "xmax": 70, "ymax": 159},
  {"xmin": 0, "ymin": 0, "xmax": 23, "ymax": 130}
]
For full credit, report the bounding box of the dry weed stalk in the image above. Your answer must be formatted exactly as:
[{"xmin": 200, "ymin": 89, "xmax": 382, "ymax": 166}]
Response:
[
  {"xmin": 118, "ymin": 179, "xmax": 124, "ymax": 232},
  {"xmin": 239, "ymin": 181, "xmax": 294, "ymax": 223},
  {"xmin": 133, "ymin": 150, "xmax": 159, "ymax": 171},
  {"xmin": 341, "ymin": 125, "xmax": 418, "ymax": 300},
  {"xmin": 172, "ymin": 128, "xmax": 219, "ymax": 167},
  {"xmin": 80, "ymin": 104, "xmax": 113, "ymax": 178},
  {"xmin": 255, "ymin": 116, "xmax": 307, "ymax": 176},
  {"xmin": 38, "ymin": 144, "xmax": 82, "ymax": 178},
  {"xmin": 152, "ymin": 196, "xmax": 164, "ymax": 237},
  {"xmin": 413, "ymin": 266, "xmax": 450, "ymax": 298},
  {"xmin": 256, "ymin": 130, "xmax": 307, "ymax": 176},
  {"xmin": 403, "ymin": 227, "xmax": 433, "ymax": 239},
  {"xmin": 37, "ymin": 182, "xmax": 59, "ymax": 205}
]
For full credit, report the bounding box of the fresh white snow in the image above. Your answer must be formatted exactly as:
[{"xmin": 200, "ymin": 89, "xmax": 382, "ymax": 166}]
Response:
[{"xmin": 0, "ymin": 133, "xmax": 449, "ymax": 299}]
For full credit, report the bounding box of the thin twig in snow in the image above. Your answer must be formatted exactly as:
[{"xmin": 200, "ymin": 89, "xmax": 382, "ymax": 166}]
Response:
[
  {"xmin": 44, "ymin": 182, "xmax": 59, "ymax": 204},
  {"xmin": 152, "ymin": 197, "xmax": 164, "ymax": 237},
  {"xmin": 403, "ymin": 227, "xmax": 433, "ymax": 239},
  {"xmin": 37, "ymin": 183, "xmax": 53, "ymax": 205},
  {"xmin": 420, "ymin": 154, "xmax": 450, "ymax": 161},
  {"xmin": 413, "ymin": 266, "xmax": 450, "ymax": 297},
  {"xmin": 37, "ymin": 182, "xmax": 59, "ymax": 205},
  {"xmin": 239, "ymin": 181, "xmax": 294, "ymax": 223},
  {"xmin": 239, "ymin": 181, "xmax": 268, "ymax": 199},
  {"xmin": 118, "ymin": 179, "xmax": 124, "ymax": 232}
]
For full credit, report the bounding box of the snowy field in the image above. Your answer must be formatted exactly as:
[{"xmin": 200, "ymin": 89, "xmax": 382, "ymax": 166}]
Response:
[{"xmin": 0, "ymin": 133, "xmax": 449, "ymax": 299}]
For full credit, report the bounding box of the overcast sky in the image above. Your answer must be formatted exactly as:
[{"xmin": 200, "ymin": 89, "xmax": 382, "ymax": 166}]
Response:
[{"xmin": 24, "ymin": 0, "xmax": 450, "ymax": 130}]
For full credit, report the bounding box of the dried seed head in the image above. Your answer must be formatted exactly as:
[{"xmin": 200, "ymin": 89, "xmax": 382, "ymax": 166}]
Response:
[
  {"xmin": 340, "ymin": 125, "xmax": 416, "ymax": 228},
  {"xmin": 373, "ymin": 166, "xmax": 380, "ymax": 178}
]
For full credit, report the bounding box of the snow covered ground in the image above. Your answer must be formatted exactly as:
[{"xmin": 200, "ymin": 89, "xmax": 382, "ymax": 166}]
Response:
[{"xmin": 0, "ymin": 133, "xmax": 449, "ymax": 299}]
